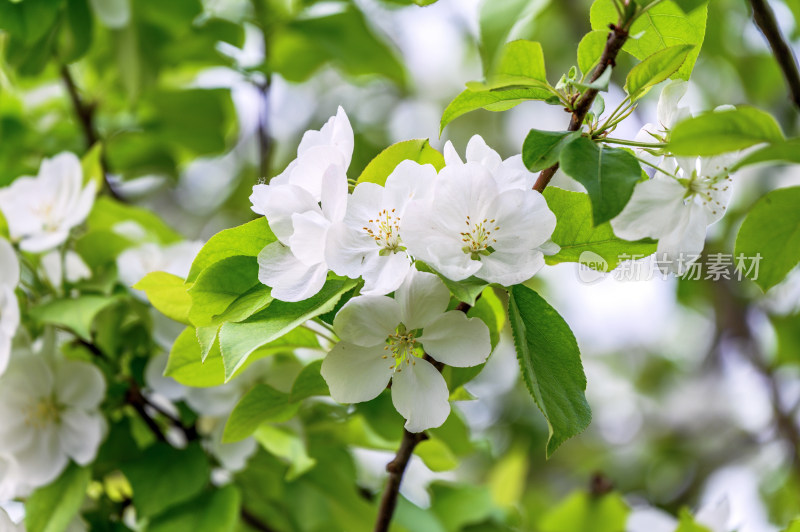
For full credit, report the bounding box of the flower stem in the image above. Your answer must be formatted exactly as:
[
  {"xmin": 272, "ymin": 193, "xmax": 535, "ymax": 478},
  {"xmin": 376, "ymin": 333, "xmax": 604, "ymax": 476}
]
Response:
[
  {"xmin": 748, "ymin": 0, "xmax": 800, "ymax": 110},
  {"xmin": 602, "ymin": 137, "xmax": 666, "ymax": 149}
]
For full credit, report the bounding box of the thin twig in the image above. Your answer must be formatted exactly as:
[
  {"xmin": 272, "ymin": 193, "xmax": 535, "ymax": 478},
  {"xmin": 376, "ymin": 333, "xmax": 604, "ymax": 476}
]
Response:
[
  {"xmin": 533, "ymin": 17, "xmax": 633, "ymax": 192},
  {"xmin": 60, "ymin": 65, "xmax": 124, "ymax": 200},
  {"xmin": 241, "ymin": 508, "xmax": 278, "ymax": 532},
  {"xmin": 256, "ymin": 79, "xmax": 274, "ymax": 182},
  {"xmin": 748, "ymin": 0, "xmax": 800, "ymax": 110}
]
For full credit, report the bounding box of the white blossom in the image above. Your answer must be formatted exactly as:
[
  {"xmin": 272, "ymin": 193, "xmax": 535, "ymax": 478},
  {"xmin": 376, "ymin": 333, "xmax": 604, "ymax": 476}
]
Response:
[
  {"xmin": 41, "ymin": 250, "xmax": 91, "ymax": 288},
  {"xmin": 627, "ymin": 498, "xmax": 730, "ymax": 532},
  {"xmin": 635, "ymin": 80, "xmax": 691, "ymax": 167},
  {"xmin": 326, "ymin": 160, "xmax": 436, "ymax": 295},
  {"xmin": 116, "ymin": 240, "xmax": 204, "ymax": 290},
  {"xmin": 0, "ymin": 153, "xmax": 96, "ymax": 253},
  {"xmin": 611, "ymin": 155, "xmax": 736, "ymax": 273},
  {"xmin": 0, "ymin": 350, "xmax": 107, "ymax": 488},
  {"xmin": 401, "ymin": 161, "xmax": 556, "ymax": 286},
  {"xmin": 0, "ymin": 507, "xmax": 23, "ymax": 532},
  {"xmin": 444, "ymin": 134, "xmax": 536, "ymax": 192},
  {"xmin": 0, "ymin": 239, "xmax": 19, "ymax": 376},
  {"xmin": 321, "ymin": 269, "xmax": 491, "ymax": 432},
  {"xmin": 249, "ymin": 108, "xmax": 353, "ymax": 302}
]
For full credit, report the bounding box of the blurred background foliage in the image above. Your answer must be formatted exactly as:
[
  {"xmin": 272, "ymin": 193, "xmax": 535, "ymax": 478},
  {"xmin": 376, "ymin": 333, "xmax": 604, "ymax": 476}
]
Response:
[{"xmin": 2, "ymin": 0, "xmax": 800, "ymax": 531}]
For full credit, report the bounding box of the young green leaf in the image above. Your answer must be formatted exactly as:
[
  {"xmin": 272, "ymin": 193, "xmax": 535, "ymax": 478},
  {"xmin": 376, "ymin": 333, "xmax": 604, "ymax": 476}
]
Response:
[
  {"xmin": 522, "ymin": 129, "xmax": 580, "ymax": 171},
  {"xmin": 577, "ymin": 30, "xmax": 608, "ymax": 77},
  {"xmin": 134, "ymin": 271, "xmax": 192, "ymax": 325},
  {"xmin": 440, "ymin": 86, "xmax": 553, "ymax": 133},
  {"xmin": 559, "ymin": 137, "xmax": 642, "ymax": 225},
  {"xmin": 543, "ymin": 187, "xmax": 656, "ymax": 268},
  {"xmin": 289, "ymin": 359, "xmax": 330, "ymax": 403},
  {"xmin": 186, "ymin": 218, "xmax": 275, "ymax": 282},
  {"xmin": 86, "ymin": 197, "xmax": 182, "ymax": 245},
  {"xmin": 539, "ymin": 492, "xmax": 630, "ymax": 532},
  {"xmin": 507, "ymin": 285, "xmax": 591, "ymax": 457},
  {"xmin": 29, "ymin": 295, "xmax": 119, "ymax": 341},
  {"xmin": 735, "ymin": 187, "xmax": 800, "ymax": 291},
  {"xmin": 625, "ymin": 44, "xmax": 694, "ymax": 101},
  {"xmin": 187, "ymin": 256, "xmax": 261, "ymax": 327},
  {"xmin": 668, "ymin": 107, "xmax": 784, "ymax": 156},
  {"xmin": 357, "ymin": 139, "xmax": 444, "ymax": 185},
  {"xmin": 590, "ymin": 0, "xmax": 708, "ymax": 80},
  {"xmin": 25, "ymin": 464, "xmax": 90, "ymax": 532}
]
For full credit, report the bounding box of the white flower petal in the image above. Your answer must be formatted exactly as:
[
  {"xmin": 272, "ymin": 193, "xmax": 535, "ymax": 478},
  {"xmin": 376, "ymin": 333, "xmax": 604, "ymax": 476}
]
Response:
[
  {"xmin": 251, "ymin": 183, "xmax": 318, "ymax": 243},
  {"xmin": 54, "ymin": 359, "xmax": 106, "ymax": 409},
  {"xmin": 59, "ymin": 410, "xmax": 106, "ymax": 465},
  {"xmin": 321, "ymin": 342, "xmax": 393, "ymax": 403},
  {"xmin": 610, "ymin": 175, "xmax": 687, "ymax": 241},
  {"xmin": 656, "ymin": 201, "xmax": 708, "ymax": 273},
  {"xmin": 320, "ymin": 164, "xmax": 348, "ymax": 223},
  {"xmin": 442, "ymin": 140, "xmax": 462, "ymax": 166},
  {"xmin": 288, "ymin": 210, "xmax": 330, "ymax": 266},
  {"xmin": 394, "ymin": 269, "xmax": 450, "ymax": 330},
  {"xmin": 359, "ymin": 252, "xmax": 411, "ymax": 296},
  {"xmin": 695, "ymin": 498, "xmax": 730, "ymax": 532},
  {"xmin": 391, "ymin": 358, "xmax": 450, "ymax": 432},
  {"xmin": 383, "ymin": 161, "xmax": 436, "ymax": 214},
  {"xmin": 658, "ymin": 80, "xmax": 689, "ymax": 130},
  {"xmin": 13, "ymin": 424, "xmax": 67, "ymax": 487},
  {"xmin": 333, "ymin": 296, "xmax": 401, "ymax": 347},
  {"xmin": 325, "ymin": 222, "xmax": 374, "ymax": 278},
  {"xmin": 478, "ymin": 249, "xmax": 545, "ymax": 286},
  {"xmin": 19, "ymin": 231, "xmax": 71, "ymax": 253},
  {"xmin": 288, "ymin": 146, "xmax": 348, "ymax": 200},
  {"xmin": 298, "ymin": 106, "xmax": 354, "ymax": 169},
  {"xmin": 0, "ymin": 239, "xmax": 19, "ymax": 287},
  {"xmin": 420, "ymin": 311, "xmax": 491, "ymax": 367},
  {"xmin": 257, "ymin": 242, "xmax": 327, "ymax": 302},
  {"xmin": 465, "ymin": 135, "xmax": 502, "ymax": 171}
]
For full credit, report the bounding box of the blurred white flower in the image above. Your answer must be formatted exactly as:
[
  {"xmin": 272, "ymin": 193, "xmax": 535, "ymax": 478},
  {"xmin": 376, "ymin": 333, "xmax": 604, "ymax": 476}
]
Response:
[
  {"xmin": 41, "ymin": 250, "xmax": 91, "ymax": 288},
  {"xmin": 326, "ymin": 160, "xmax": 436, "ymax": 295},
  {"xmin": 627, "ymin": 498, "xmax": 731, "ymax": 532},
  {"xmin": 611, "ymin": 155, "xmax": 736, "ymax": 274},
  {"xmin": 0, "ymin": 351, "xmax": 106, "ymax": 488},
  {"xmin": 0, "ymin": 239, "xmax": 19, "ymax": 376},
  {"xmin": 635, "ymin": 80, "xmax": 691, "ymax": 166},
  {"xmin": 321, "ymin": 269, "xmax": 490, "ymax": 432},
  {"xmin": 0, "ymin": 153, "xmax": 96, "ymax": 253},
  {"xmin": 116, "ymin": 240, "xmax": 204, "ymax": 289},
  {"xmin": 0, "ymin": 507, "xmax": 23, "ymax": 532},
  {"xmin": 401, "ymin": 161, "xmax": 556, "ymax": 285}
]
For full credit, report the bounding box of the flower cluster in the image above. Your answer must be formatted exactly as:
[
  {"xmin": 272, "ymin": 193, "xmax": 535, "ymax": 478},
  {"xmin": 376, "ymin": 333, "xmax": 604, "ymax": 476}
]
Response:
[
  {"xmin": 611, "ymin": 81, "xmax": 737, "ymax": 274},
  {"xmin": 249, "ymin": 108, "xmax": 557, "ymax": 430}
]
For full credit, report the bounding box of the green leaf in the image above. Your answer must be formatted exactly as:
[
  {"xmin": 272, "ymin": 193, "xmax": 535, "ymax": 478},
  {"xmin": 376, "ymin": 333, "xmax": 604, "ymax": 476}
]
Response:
[
  {"xmin": 253, "ymin": 425, "xmax": 317, "ymax": 480},
  {"xmin": 134, "ymin": 272, "xmax": 192, "ymax": 325},
  {"xmin": 270, "ymin": 6, "xmax": 406, "ymax": 86},
  {"xmin": 441, "ymin": 86, "xmax": 553, "ymax": 132},
  {"xmin": 467, "ymin": 287, "xmax": 506, "ymax": 351},
  {"xmin": 59, "ymin": 0, "xmax": 93, "ymax": 63},
  {"xmin": 669, "ymin": 107, "xmax": 785, "ymax": 156},
  {"xmin": 731, "ymin": 138, "xmax": 800, "ymax": 171},
  {"xmin": 478, "ymin": 0, "xmax": 548, "ymax": 73},
  {"xmin": 625, "ymin": 44, "xmax": 694, "ymax": 101},
  {"xmin": 522, "ymin": 129, "xmax": 580, "ymax": 172},
  {"xmin": 508, "ymin": 285, "xmax": 591, "ymax": 457},
  {"xmin": 357, "ymin": 139, "xmax": 444, "ymax": 185},
  {"xmin": 591, "ymin": 0, "xmax": 708, "ymax": 80},
  {"xmin": 559, "ymin": 136, "xmax": 642, "ymax": 225},
  {"xmin": 86, "ymin": 197, "xmax": 182, "ymax": 245},
  {"xmin": 121, "ymin": 443, "xmax": 210, "ymax": 518},
  {"xmin": 219, "ymin": 278, "xmax": 355, "ymax": 380},
  {"xmin": 415, "ymin": 438, "xmax": 458, "ymax": 472},
  {"xmin": 289, "ymin": 359, "xmax": 330, "ymax": 402},
  {"xmin": 783, "ymin": 519, "xmax": 800, "ymax": 532},
  {"xmin": 735, "ymin": 187, "xmax": 800, "ymax": 290},
  {"xmin": 187, "ymin": 218, "xmax": 275, "ymax": 282},
  {"xmin": 483, "ymin": 39, "xmax": 548, "ymax": 88},
  {"xmin": 80, "ymin": 142, "xmax": 104, "ymax": 190},
  {"xmin": 577, "ymin": 30, "xmax": 608, "ymax": 76},
  {"xmin": 672, "ymin": 0, "xmax": 708, "ymax": 13},
  {"xmin": 147, "ymin": 486, "xmax": 241, "ymax": 532},
  {"xmin": 165, "ymin": 327, "xmax": 226, "ymax": 387},
  {"xmin": 187, "ymin": 256, "xmax": 262, "ymax": 327},
  {"xmin": 30, "ymin": 295, "xmax": 119, "ymax": 341},
  {"xmin": 25, "ymin": 463, "xmax": 90, "ymax": 532},
  {"xmin": 539, "ymin": 492, "xmax": 630, "ymax": 532},
  {"xmin": 223, "ymin": 384, "xmax": 295, "ymax": 443},
  {"xmin": 544, "ymin": 187, "xmax": 656, "ymax": 269}
]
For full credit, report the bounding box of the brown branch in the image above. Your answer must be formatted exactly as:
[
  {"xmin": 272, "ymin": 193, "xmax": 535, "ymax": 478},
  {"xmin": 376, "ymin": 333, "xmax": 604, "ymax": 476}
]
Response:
[
  {"xmin": 533, "ymin": 18, "xmax": 633, "ymax": 193},
  {"xmin": 60, "ymin": 65, "xmax": 124, "ymax": 201},
  {"xmin": 748, "ymin": 0, "xmax": 800, "ymax": 110},
  {"xmin": 256, "ymin": 79, "xmax": 274, "ymax": 182},
  {"xmin": 241, "ymin": 508, "xmax": 278, "ymax": 532}
]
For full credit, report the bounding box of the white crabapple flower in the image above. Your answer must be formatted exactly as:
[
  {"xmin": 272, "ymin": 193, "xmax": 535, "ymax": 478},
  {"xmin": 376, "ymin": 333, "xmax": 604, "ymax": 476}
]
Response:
[
  {"xmin": 401, "ymin": 161, "xmax": 557, "ymax": 286},
  {"xmin": 443, "ymin": 134, "xmax": 537, "ymax": 192},
  {"xmin": 321, "ymin": 269, "xmax": 491, "ymax": 432},
  {"xmin": 0, "ymin": 152, "xmax": 96, "ymax": 253},
  {"xmin": 0, "ymin": 239, "xmax": 20, "ymax": 376},
  {"xmin": 635, "ymin": 80, "xmax": 691, "ymax": 167},
  {"xmin": 116, "ymin": 240, "xmax": 205, "ymax": 291},
  {"xmin": 0, "ymin": 352, "xmax": 107, "ymax": 488},
  {"xmin": 252, "ymin": 163, "xmax": 348, "ymax": 302},
  {"xmin": 611, "ymin": 154, "xmax": 736, "ymax": 274},
  {"xmin": 326, "ymin": 160, "xmax": 437, "ymax": 295},
  {"xmin": 249, "ymin": 108, "xmax": 353, "ymax": 302}
]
